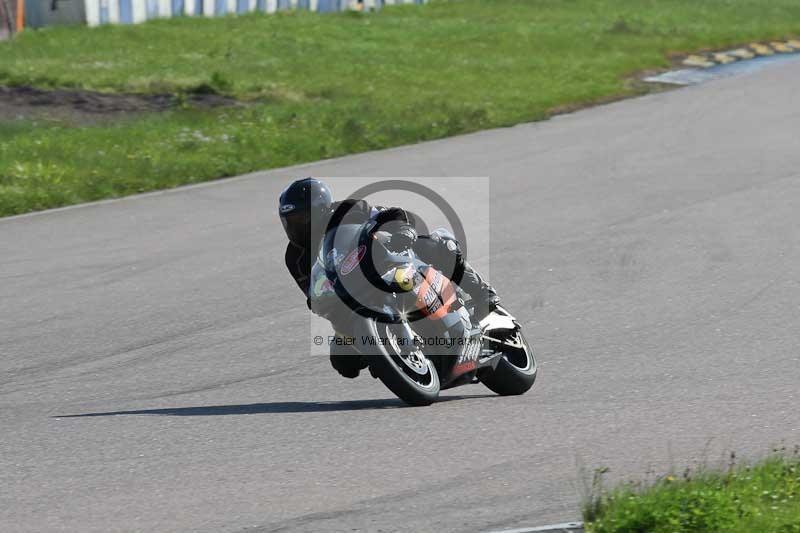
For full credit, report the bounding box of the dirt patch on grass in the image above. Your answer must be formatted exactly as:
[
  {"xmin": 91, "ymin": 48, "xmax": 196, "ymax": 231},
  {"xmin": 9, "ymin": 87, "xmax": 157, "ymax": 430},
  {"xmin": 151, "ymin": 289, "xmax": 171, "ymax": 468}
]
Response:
[{"xmin": 0, "ymin": 86, "xmax": 239, "ymax": 124}]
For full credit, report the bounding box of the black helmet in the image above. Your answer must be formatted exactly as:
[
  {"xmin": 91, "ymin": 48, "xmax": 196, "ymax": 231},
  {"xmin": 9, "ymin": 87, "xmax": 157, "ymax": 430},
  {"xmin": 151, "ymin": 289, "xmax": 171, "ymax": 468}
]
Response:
[{"xmin": 278, "ymin": 178, "xmax": 333, "ymax": 245}]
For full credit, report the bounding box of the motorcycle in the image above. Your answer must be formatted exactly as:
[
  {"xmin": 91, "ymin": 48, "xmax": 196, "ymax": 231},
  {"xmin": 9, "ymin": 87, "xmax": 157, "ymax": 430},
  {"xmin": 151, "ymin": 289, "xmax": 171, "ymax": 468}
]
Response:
[{"xmin": 309, "ymin": 219, "xmax": 537, "ymax": 406}]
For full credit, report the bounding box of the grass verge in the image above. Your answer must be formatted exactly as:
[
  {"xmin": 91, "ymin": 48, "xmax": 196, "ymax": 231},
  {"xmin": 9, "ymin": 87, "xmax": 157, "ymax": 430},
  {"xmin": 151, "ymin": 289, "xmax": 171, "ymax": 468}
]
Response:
[
  {"xmin": 584, "ymin": 449, "xmax": 800, "ymax": 532},
  {"xmin": 2, "ymin": 0, "xmax": 800, "ymax": 216}
]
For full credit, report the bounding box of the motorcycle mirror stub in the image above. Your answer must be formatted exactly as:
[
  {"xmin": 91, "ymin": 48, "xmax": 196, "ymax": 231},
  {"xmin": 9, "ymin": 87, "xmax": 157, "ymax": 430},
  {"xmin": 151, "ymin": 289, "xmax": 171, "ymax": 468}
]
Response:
[{"xmin": 393, "ymin": 266, "xmax": 415, "ymax": 291}]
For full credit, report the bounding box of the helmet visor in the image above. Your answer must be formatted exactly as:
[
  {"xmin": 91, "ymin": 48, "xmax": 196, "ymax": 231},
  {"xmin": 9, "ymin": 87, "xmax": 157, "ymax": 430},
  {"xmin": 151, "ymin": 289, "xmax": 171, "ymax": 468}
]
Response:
[{"xmin": 280, "ymin": 210, "xmax": 311, "ymax": 246}]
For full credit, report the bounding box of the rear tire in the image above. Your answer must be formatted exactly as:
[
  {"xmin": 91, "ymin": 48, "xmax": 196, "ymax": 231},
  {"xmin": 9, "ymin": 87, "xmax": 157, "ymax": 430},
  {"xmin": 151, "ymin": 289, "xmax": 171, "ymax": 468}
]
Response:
[
  {"xmin": 364, "ymin": 320, "xmax": 440, "ymax": 406},
  {"xmin": 479, "ymin": 329, "xmax": 537, "ymax": 396}
]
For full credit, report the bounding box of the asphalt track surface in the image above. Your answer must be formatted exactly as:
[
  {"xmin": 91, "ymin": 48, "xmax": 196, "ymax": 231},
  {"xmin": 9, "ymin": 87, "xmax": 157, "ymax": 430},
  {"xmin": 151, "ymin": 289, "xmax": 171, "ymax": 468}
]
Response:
[{"xmin": 3, "ymin": 60, "xmax": 800, "ymax": 533}]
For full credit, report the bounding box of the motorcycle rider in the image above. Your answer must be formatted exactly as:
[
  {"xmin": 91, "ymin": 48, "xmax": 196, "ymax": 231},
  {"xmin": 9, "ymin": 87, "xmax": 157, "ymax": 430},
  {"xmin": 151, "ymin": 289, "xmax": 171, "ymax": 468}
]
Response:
[{"xmin": 279, "ymin": 177, "xmax": 500, "ymax": 378}]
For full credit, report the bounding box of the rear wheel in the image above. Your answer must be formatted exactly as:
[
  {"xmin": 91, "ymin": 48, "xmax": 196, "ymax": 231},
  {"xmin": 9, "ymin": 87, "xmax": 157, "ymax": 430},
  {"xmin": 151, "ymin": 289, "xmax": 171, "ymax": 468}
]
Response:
[
  {"xmin": 366, "ymin": 321, "xmax": 440, "ymax": 406},
  {"xmin": 479, "ymin": 329, "xmax": 537, "ymax": 396}
]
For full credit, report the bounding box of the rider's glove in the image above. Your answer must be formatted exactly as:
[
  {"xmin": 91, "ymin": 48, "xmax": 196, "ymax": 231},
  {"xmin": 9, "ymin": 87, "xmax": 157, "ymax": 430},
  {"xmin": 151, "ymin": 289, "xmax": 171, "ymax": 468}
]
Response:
[{"xmin": 387, "ymin": 225, "xmax": 417, "ymax": 253}]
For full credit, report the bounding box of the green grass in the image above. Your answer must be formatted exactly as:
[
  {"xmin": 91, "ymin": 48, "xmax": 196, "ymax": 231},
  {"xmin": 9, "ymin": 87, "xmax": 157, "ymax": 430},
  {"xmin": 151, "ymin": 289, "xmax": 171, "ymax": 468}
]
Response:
[
  {"xmin": 2, "ymin": 0, "xmax": 800, "ymax": 216},
  {"xmin": 585, "ymin": 452, "xmax": 800, "ymax": 532}
]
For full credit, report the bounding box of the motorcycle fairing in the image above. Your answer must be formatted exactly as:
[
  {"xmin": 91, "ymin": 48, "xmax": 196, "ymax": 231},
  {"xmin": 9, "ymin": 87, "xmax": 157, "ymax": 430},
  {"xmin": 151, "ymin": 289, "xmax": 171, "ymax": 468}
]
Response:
[{"xmin": 412, "ymin": 266, "xmax": 457, "ymax": 320}]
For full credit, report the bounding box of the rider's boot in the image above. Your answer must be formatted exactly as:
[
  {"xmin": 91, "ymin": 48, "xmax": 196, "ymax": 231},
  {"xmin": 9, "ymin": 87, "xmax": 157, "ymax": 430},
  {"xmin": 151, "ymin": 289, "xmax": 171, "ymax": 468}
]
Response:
[
  {"xmin": 414, "ymin": 231, "xmax": 500, "ymax": 321},
  {"xmin": 329, "ymin": 335, "xmax": 367, "ymax": 379},
  {"xmin": 330, "ymin": 353, "xmax": 362, "ymax": 378},
  {"xmin": 458, "ymin": 261, "xmax": 501, "ymax": 321}
]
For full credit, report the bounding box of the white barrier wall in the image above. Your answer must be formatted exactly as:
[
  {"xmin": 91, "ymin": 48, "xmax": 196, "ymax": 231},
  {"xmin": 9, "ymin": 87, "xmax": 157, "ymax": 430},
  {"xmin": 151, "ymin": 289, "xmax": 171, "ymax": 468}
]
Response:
[{"xmin": 82, "ymin": 0, "xmax": 425, "ymax": 26}]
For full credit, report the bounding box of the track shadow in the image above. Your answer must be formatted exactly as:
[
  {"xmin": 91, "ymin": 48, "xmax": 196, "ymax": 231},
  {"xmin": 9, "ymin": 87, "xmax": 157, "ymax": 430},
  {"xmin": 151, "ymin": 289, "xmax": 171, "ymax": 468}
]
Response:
[{"xmin": 56, "ymin": 394, "xmax": 494, "ymax": 418}]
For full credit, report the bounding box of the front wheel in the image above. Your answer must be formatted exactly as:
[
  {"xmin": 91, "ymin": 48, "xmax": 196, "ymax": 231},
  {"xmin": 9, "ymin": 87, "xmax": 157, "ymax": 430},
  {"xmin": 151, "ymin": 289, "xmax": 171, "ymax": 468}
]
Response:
[
  {"xmin": 365, "ymin": 320, "xmax": 440, "ymax": 406},
  {"xmin": 479, "ymin": 329, "xmax": 537, "ymax": 396}
]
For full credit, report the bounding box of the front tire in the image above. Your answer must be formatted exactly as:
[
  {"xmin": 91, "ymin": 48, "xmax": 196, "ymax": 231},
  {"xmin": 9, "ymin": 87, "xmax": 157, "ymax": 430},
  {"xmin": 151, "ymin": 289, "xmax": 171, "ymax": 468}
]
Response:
[
  {"xmin": 479, "ymin": 329, "xmax": 537, "ymax": 396},
  {"xmin": 364, "ymin": 320, "xmax": 440, "ymax": 406}
]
